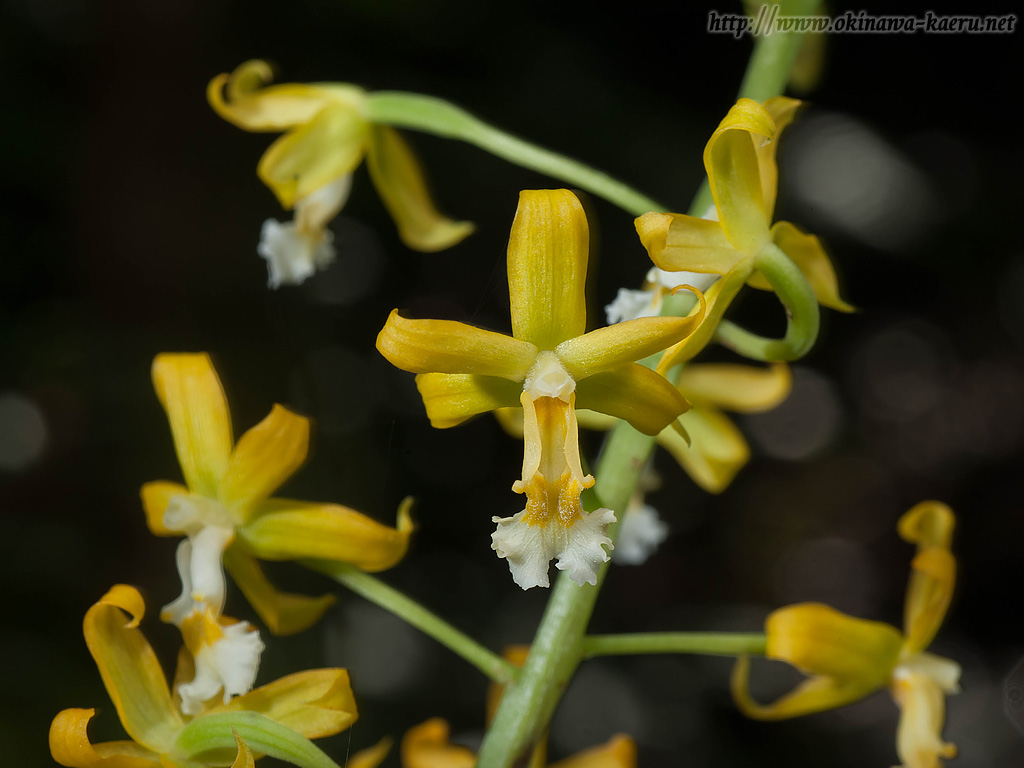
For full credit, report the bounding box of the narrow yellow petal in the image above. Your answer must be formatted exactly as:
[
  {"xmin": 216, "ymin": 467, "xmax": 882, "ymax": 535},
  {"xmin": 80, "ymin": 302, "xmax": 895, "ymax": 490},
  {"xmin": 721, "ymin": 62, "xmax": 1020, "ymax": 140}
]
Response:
[
  {"xmin": 550, "ymin": 735, "xmax": 637, "ymax": 768},
  {"xmin": 401, "ymin": 719, "xmax": 476, "ymax": 768},
  {"xmin": 415, "ymin": 373, "xmax": 524, "ymax": 428},
  {"xmin": 230, "ymin": 730, "xmax": 255, "ymax": 768},
  {"xmin": 767, "ymin": 603, "xmax": 903, "ymax": 683},
  {"xmin": 759, "ymin": 97, "xmax": 803, "ymax": 219},
  {"xmin": 140, "ymin": 481, "xmax": 189, "ymax": 536},
  {"xmin": 555, "ymin": 295, "xmax": 704, "ymax": 379},
  {"xmin": 257, "ymin": 102, "xmax": 368, "ymax": 209},
  {"xmin": 898, "ymin": 501, "xmax": 956, "ymax": 654},
  {"xmin": 367, "ymin": 126, "xmax": 474, "ymax": 251},
  {"xmin": 574, "ymin": 364, "xmax": 690, "ymax": 436},
  {"xmin": 223, "ymin": 545, "xmax": 335, "ymax": 636},
  {"xmin": 50, "ymin": 709, "xmax": 159, "ymax": 768},
  {"xmin": 377, "ymin": 310, "xmax": 537, "ymax": 380},
  {"xmin": 207, "ymin": 60, "xmax": 362, "ymax": 132},
  {"xmin": 763, "ymin": 221, "xmax": 854, "ymax": 312},
  {"xmin": 508, "ymin": 190, "xmax": 589, "ymax": 348},
  {"xmin": 676, "ymin": 363, "xmax": 791, "ymax": 412},
  {"xmin": 240, "ymin": 497, "xmax": 414, "ymax": 572},
  {"xmin": 636, "ymin": 212, "xmax": 743, "ymax": 274},
  {"xmin": 221, "ymin": 405, "xmax": 310, "ymax": 513},
  {"xmin": 891, "ymin": 673, "xmax": 957, "ymax": 768},
  {"xmin": 704, "ymin": 98, "xmax": 775, "ymax": 254},
  {"xmin": 345, "ymin": 738, "xmax": 393, "ymax": 768},
  {"xmin": 152, "ymin": 353, "xmax": 233, "ymax": 499},
  {"xmin": 212, "ymin": 668, "xmax": 357, "ymax": 740},
  {"xmin": 656, "ymin": 405, "xmax": 749, "ymax": 494},
  {"xmin": 82, "ymin": 586, "xmax": 183, "ymax": 753}
]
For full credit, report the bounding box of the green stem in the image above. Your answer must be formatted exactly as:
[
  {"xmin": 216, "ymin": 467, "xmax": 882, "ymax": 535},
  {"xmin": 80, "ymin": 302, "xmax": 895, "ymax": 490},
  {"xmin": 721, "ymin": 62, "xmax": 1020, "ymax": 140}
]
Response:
[
  {"xmin": 583, "ymin": 632, "xmax": 767, "ymax": 659},
  {"xmin": 714, "ymin": 242, "xmax": 820, "ymax": 361},
  {"xmin": 304, "ymin": 560, "xmax": 518, "ymax": 685},
  {"xmin": 365, "ymin": 92, "xmax": 665, "ymax": 216}
]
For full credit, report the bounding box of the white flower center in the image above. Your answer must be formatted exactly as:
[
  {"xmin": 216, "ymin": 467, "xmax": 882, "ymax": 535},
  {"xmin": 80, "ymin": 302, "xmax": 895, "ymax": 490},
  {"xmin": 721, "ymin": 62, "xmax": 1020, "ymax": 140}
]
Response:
[
  {"xmin": 524, "ymin": 351, "xmax": 575, "ymax": 400},
  {"xmin": 178, "ymin": 619, "xmax": 265, "ymax": 716}
]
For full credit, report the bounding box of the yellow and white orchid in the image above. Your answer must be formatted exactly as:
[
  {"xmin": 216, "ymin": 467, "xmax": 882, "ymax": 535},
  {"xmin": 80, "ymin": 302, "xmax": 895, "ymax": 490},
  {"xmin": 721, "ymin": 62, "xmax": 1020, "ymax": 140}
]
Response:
[
  {"xmin": 143, "ymin": 353, "xmax": 413, "ymax": 635},
  {"xmin": 635, "ymin": 97, "xmax": 852, "ymax": 370},
  {"xmin": 731, "ymin": 501, "xmax": 959, "ymax": 768},
  {"xmin": 377, "ymin": 189, "xmax": 705, "ymax": 589},
  {"xmin": 208, "ymin": 60, "xmax": 473, "ymax": 288},
  {"xmin": 49, "ymin": 586, "xmax": 358, "ymax": 768}
]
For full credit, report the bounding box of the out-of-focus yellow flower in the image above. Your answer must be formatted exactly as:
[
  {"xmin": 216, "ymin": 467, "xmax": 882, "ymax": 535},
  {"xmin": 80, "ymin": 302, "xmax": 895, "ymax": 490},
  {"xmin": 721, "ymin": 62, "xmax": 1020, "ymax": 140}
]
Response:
[
  {"xmin": 377, "ymin": 189, "xmax": 704, "ymax": 589},
  {"xmin": 143, "ymin": 353, "xmax": 413, "ymax": 635},
  {"xmin": 401, "ymin": 719, "xmax": 635, "ymax": 768},
  {"xmin": 49, "ymin": 586, "xmax": 357, "ymax": 768},
  {"xmin": 636, "ymin": 97, "xmax": 851, "ymax": 370},
  {"xmin": 208, "ymin": 60, "xmax": 473, "ymax": 288},
  {"xmin": 732, "ymin": 502, "xmax": 959, "ymax": 768}
]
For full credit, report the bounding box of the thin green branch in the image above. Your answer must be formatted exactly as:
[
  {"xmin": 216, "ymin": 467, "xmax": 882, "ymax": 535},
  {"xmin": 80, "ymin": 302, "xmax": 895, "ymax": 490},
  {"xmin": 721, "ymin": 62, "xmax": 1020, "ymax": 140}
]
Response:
[
  {"xmin": 583, "ymin": 632, "xmax": 767, "ymax": 659},
  {"xmin": 304, "ymin": 560, "xmax": 518, "ymax": 685}
]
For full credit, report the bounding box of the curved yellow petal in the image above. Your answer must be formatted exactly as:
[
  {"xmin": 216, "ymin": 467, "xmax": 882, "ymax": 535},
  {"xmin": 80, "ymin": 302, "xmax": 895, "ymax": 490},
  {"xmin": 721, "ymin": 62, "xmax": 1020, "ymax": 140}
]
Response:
[
  {"xmin": 574, "ymin": 364, "xmax": 690, "ymax": 436},
  {"xmin": 401, "ymin": 719, "xmax": 475, "ymax": 768},
  {"xmin": 152, "ymin": 353, "xmax": 233, "ymax": 499},
  {"xmin": 367, "ymin": 126, "xmax": 474, "ymax": 252},
  {"xmin": 223, "ymin": 545, "xmax": 335, "ymax": 636},
  {"xmin": 221, "ymin": 405, "xmax": 310, "ymax": 513},
  {"xmin": 898, "ymin": 501, "xmax": 956, "ymax": 654},
  {"xmin": 377, "ymin": 310, "xmax": 537, "ymax": 380},
  {"xmin": 555, "ymin": 294, "xmax": 705, "ymax": 379},
  {"xmin": 731, "ymin": 655, "xmax": 882, "ymax": 720},
  {"xmin": 140, "ymin": 481, "xmax": 189, "ymax": 536},
  {"xmin": 50, "ymin": 709, "xmax": 159, "ymax": 768},
  {"xmin": 550, "ymin": 735, "xmax": 637, "ymax": 768},
  {"xmin": 676, "ymin": 363, "xmax": 791, "ymax": 412},
  {"xmin": 508, "ymin": 190, "xmax": 589, "ymax": 349},
  {"xmin": 636, "ymin": 212, "xmax": 743, "ymax": 274},
  {"xmin": 759, "ymin": 97, "xmax": 803, "ymax": 219},
  {"xmin": 656, "ymin": 262, "xmax": 754, "ymax": 374},
  {"xmin": 704, "ymin": 98, "xmax": 775, "ymax": 254},
  {"xmin": 257, "ymin": 102, "xmax": 368, "ymax": 209},
  {"xmin": 494, "ymin": 406, "xmax": 526, "ymax": 438},
  {"xmin": 766, "ymin": 603, "xmax": 904, "ymax": 684},
  {"xmin": 759, "ymin": 221, "xmax": 854, "ymax": 312},
  {"xmin": 83, "ymin": 586, "xmax": 183, "ymax": 753},
  {"xmin": 656, "ymin": 405, "xmax": 749, "ymax": 494},
  {"xmin": 240, "ymin": 496, "xmax": 414, "ymax": 572},
  {"xmin": 891, "ymin": 673, "xmax": 957, "ymax": 768},
  {"xmin": 415, "ymin": 373, "xmax": 524, "ymax": 428},
  {"xmin": 207, "ymin": 60, "xmax": 362, "ymax": 132},
  {"xmin": 230, "ymin": 730, "xmax": 255, "ymax": 768},
  {"xmin": 212, "ymin": 668, "xmax": 357, "ymax": 740},
  {"xmin": 346, "ymin": 738, "xmax": 393, "ymax": 768}
]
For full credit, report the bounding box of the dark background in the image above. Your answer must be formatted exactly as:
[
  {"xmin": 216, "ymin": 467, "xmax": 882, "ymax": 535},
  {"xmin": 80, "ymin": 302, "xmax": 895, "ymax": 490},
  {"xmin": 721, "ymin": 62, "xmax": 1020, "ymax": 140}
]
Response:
[{"xmin": 2, "ymin": 0, "xmax": 1022, "ymax": 765}]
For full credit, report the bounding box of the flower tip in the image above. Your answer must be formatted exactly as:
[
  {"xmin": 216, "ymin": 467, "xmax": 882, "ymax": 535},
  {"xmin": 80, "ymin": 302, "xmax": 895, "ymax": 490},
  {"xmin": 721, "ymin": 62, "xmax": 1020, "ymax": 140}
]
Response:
[
  {"xmin": 634, "ymin": 211, "xmax": 673, "ymax": 257},
  {"xmin": 396, "ymin": 496, "xmax": 416, "ymax": 533},
  {"xmin": 97, "ymin": 584, "xmax": 146, "ymax": 629}
]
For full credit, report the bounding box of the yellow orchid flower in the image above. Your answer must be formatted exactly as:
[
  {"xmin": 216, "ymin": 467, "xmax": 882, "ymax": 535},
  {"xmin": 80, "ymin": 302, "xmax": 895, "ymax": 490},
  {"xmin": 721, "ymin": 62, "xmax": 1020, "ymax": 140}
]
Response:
[
  {"xmin": 731, "ymin": 501, "xmax": 960, "ymax": 768},
  {"xmin": 401, "ymin": 719, "xmax": 636, "ymax": 768},
  {"xmin": 376, "ymin": 189, "xmax": 705, "ymax": 589},
  {"xmin": 208, "ymin": 59, "xmax": 473, "ymax": 288},
  {"xmin": 143, "ymin": 353, "xmax": 413, "ymax": 635},
  {"xmin": 635, "ymin": 97, "xmax": 852, "ymax": 369},
  {"xmin": 49, "ymin": 585, "xmax": 357, "ymax": 768}
]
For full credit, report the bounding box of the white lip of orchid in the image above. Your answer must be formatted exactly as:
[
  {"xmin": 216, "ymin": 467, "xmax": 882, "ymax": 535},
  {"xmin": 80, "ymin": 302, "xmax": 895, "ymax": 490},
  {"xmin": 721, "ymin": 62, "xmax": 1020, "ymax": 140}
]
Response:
[
  {"xmin": 605, "ymin": 287, "xmax": 660, "ymax": 325},
  {"xmin": 177, "ymin": 620, "xmax": 265, "ymax": 716},
  {"xmin": 524, "ymin": 351, "xmax": 575, "ymax": 400},
  {"xmin": 613, "ymin": 501, "xmax": 668, "ymax": 566},
  {"xmin": 892, "ymin": 651, "xmax": 962, "ymax": 695}
]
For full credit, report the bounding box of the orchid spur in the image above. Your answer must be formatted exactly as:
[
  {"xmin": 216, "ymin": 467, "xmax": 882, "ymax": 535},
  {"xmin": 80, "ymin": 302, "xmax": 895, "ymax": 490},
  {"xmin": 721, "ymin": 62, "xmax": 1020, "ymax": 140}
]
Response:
[{"xmin": 209, "ymin": 60, "xmax": 473, "ymax": 287}]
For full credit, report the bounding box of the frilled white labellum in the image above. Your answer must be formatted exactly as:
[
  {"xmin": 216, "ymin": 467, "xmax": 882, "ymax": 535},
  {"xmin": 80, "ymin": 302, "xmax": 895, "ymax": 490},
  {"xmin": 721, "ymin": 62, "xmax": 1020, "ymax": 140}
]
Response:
[
  {"xmin": 178, "ymin": 618, "xmax": 265, "ymax": 716},
  {"xmin": 612, "ymin": 502, "xmax": 668, "ymax": 565}
]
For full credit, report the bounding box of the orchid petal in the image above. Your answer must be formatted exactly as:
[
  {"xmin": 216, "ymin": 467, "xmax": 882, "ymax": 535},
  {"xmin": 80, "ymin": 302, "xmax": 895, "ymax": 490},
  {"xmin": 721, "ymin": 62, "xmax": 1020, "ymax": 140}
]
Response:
[
  {"xmin": 241, "ymin": 497, "xmax": 414, "ymax": 572},
  {"xmin": 891, "ymin": 673, "xmax": 957, "ymax": 768},
  {"xmin": 83, "ymin": 586, "xmax": 183, "ymax": 753},
  {"xmin": 345, "ymin": 738, "xmax": 393, "ymax": 768},
  {"xmin": 223, "ymin": 545, "xmax": 335, "ymax": 636},
  {"xmin": 414, "ymin": 373, "xmax": 524, "ymax": 428},
  {"xmin": 574, "ymin": 364, "xmax": 690, "ymax": 436},
  {"xmin": 656, "ymin": 405, "xmax": 749, "ymax": 494},
  {"xmin": 550, "ymin": 735, "xmax": 637, "ymax": 768},
  {"xmin": 897, "ymin": 502, "xmax": 956, "ymax": 655},
  {"xmin": 257, "ymin": 102, "xmax": 368, "ymax": 209},
  {"xmin": 636, "ymin": 212, "xmax": 744, "ymax": 273},
  {"xmin": 760, "ymin": 221, "xmax": 854, "ymax": 312},
  {"xmin": 401, "ymin": 719, "xmax": 475, "ymax": 768},
  {"xmin": 140, "ymin": 482, "xmax": 189, "ymax": 536},
  {"xmin": 507, "ymin": 190, "xmax": 589, "ymax": 348},
  {"xmin": 221, "ymin": 405, "xmax": 310, "ymax": 513},
  {"xmin": 676, "ymin": 363, "xmax": 791, "ymax": 412},
  {"xmin": 152, "ymin": 354, "xmax": 233, "ymax": 499},
  {"xmin": 367, "ymin": 126, "xmax": 475, "ymax": 252},
  {"xmin": 377, "ymin": 310, "xmax": 537, "ymax": 381},
  {"xmin": 50, "ymin": 709, "xmax": 159, "ymax": 768},
  {"xmin": 230, "ymin": 731, "xmax": 255, "ymax": 768}
]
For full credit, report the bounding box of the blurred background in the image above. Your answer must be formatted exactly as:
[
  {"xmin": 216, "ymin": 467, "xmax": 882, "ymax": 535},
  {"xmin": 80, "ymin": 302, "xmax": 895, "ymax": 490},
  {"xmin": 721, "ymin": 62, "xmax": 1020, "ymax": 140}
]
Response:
[{"xmin": 2, "ymin": 0, "xmax": 1022, "ymax": 765}]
